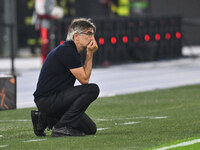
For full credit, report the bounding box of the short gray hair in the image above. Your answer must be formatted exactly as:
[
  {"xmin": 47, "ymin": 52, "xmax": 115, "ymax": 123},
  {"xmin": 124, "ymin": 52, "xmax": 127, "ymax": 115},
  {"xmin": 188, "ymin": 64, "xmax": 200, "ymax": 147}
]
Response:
[{"xmin": 66, "ymin": 18, "xmax": 96, "ymax": 41}]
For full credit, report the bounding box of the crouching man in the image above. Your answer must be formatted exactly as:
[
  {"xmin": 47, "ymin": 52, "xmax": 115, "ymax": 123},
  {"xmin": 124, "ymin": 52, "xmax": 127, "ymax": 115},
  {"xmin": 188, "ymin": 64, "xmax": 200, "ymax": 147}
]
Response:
[{"xmin": 31, "ymin": 18, "xmax": 100, "ymax": 137}]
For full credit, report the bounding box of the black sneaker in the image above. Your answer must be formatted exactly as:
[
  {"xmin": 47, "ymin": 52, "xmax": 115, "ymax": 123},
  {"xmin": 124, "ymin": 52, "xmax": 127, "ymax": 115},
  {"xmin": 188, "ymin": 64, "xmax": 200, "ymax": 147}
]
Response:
[
  {"xmin": 46, "ymin": 117, "xmax": 59, "ymax": 130},
  {"xmin": 51, "ymin": 126, "xmax": 85, "ymax": 137},
  {"xmin": 31, "ymin": 110, "xmax": 47, "ymax": 136}
]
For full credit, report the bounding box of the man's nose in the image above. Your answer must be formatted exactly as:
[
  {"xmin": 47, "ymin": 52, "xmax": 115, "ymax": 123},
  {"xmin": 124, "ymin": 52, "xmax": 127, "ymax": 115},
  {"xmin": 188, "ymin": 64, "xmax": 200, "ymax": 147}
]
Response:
[{"xmin": 91, "ymin": 36, "xmax": 95, "ymax": 40}]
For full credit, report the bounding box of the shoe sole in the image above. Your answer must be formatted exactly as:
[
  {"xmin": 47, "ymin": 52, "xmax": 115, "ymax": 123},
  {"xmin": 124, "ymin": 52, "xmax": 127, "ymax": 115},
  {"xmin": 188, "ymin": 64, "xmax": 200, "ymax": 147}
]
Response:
[
  {"xmin": 51, "ymin": 131, "xmax": 73, "ymax": 137},
  {"xmin": 51, "ymin": 132, "xmax": 85, "ymax": 137}
]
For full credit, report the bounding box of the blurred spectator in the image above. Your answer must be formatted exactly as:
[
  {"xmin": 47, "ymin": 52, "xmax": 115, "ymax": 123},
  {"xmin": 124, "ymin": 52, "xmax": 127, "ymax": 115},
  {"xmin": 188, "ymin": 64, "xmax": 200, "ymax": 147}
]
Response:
[
  {"xmin": 102, "ymin": 0, "xmax": 130, "ymax": 17},
  {"xmin": 32, "ymin": 0, "xmax": 64, "ymax": 63},
  {"xmin": 130, "ymin": 0, "xmax": 148, "ymax": 16},
  {"xmin": 117, "ymin": 0, "xmax": 130, "ymax": 16},
  {"xmin": 99, "ymin": 0, "xmax": 115, "ymax": 16}
]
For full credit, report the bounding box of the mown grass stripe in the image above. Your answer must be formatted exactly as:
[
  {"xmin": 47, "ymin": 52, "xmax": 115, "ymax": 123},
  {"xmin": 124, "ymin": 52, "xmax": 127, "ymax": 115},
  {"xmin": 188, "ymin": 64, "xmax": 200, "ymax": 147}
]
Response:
[{"xmin": 154, "ymin": 139, "xmax": 200, "ymax": 150}]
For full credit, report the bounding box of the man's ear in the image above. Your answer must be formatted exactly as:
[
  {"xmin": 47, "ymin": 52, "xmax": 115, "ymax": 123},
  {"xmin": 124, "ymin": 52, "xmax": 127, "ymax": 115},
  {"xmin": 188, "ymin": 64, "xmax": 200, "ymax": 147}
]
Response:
[{"xmin": 73, "ymin": 33, "xmax": 79, "ymax": 41}]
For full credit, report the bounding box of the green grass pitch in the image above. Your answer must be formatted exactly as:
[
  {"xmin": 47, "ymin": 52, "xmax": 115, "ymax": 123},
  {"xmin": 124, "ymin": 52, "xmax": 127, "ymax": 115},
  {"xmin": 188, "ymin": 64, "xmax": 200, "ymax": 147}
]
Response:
[{"xmin": 0, "ymin": 84, "xmax": 200, "ymax": 150}]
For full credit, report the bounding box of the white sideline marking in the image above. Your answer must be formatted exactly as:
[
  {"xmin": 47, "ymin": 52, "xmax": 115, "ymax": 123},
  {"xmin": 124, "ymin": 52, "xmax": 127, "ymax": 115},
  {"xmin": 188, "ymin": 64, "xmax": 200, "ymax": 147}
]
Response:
[
  {"xmin": 0, "ymin": 135, "xmax": 3, "ymax": 138},
  {"xmin": 149, "ymin": 116, "xmax": 168, "ymax": 119},
  {"xmin": 23, "ymin": 139, "xmax": 47, "ymax": 143},
  {"xmin": 0, "ymin": 120, "xmax": 30, "ymax": 122},
  {"xmin": 96, "ymin": 119, "xmax": 110, "ymax": 121},
  {"xmin": 0, "ymin": 145, "xmax": 8, "ymax": 148},
  {"xmin": 97, "ymin": 128, "xmax": 110, "ymax": 131},
  {"xmin": 119, "ymin": 121, "xmax": 140, "ymax": 125},
  {"xmin": 96, "ymin": 116, "xmax": 168, "ymax": 121},
  {"xmin": 154, "ymin": 139, "xmax": 200, "ymax": 150}
]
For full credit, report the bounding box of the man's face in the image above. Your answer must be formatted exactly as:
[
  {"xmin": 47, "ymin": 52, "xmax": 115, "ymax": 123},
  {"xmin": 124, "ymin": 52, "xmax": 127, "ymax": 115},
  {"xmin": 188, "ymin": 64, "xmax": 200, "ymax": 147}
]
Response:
[{"xmin": 78, "ymin": 28, "xmax": 95, "ymax": 50}]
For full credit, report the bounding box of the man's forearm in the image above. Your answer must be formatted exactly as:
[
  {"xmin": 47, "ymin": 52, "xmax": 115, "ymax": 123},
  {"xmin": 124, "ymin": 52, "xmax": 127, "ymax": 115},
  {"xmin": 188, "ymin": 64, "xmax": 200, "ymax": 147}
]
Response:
[{"xmin": 84, "ymin": 52, "xmax": 94, "ymax": 82}]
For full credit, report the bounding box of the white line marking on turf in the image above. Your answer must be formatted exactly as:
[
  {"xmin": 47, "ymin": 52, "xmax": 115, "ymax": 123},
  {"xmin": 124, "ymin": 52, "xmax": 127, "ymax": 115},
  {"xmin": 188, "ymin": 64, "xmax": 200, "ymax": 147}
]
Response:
[
  {"xmin": 0, "ymin": 135, "xmax": 3, "ymax": 138},
  {"xmin": 149, "ymin": 116, "xmax": 168, "ymax": 119},
  {"xmin": 96, "ymin": 119, "xmax": 110, "ymax": 121},
  {"xmin": 119, "ymin": 121, "xmax": 141, "ymax": 125},
  {"xmin": 96, "ymin": 116, "xmax": 168, "ymax": 121},
  {"xmin": 97, "ymin": 128, "xmax": 110, "ymax": 131},
  {"xmin": 0, "ymin": 120, "xmax": 30, "ymax": 122},
  {"xmin": 23, "ymin": 139, "xmax": 47, "ymax": 143},
  {"xmin": 154, "ymin": 139, "xmax": 200, "ymax": 150},
  {"xmin": 0, "ymin": 145, "xmax": 8, "ymax": 148}
]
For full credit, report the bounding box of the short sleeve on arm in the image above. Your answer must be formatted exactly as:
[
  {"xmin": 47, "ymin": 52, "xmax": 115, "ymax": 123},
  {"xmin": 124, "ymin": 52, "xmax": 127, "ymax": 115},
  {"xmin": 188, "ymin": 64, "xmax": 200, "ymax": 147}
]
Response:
[{"xmin": 58, "ymin": 44, "xmax": 82, "ymax": 69}]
